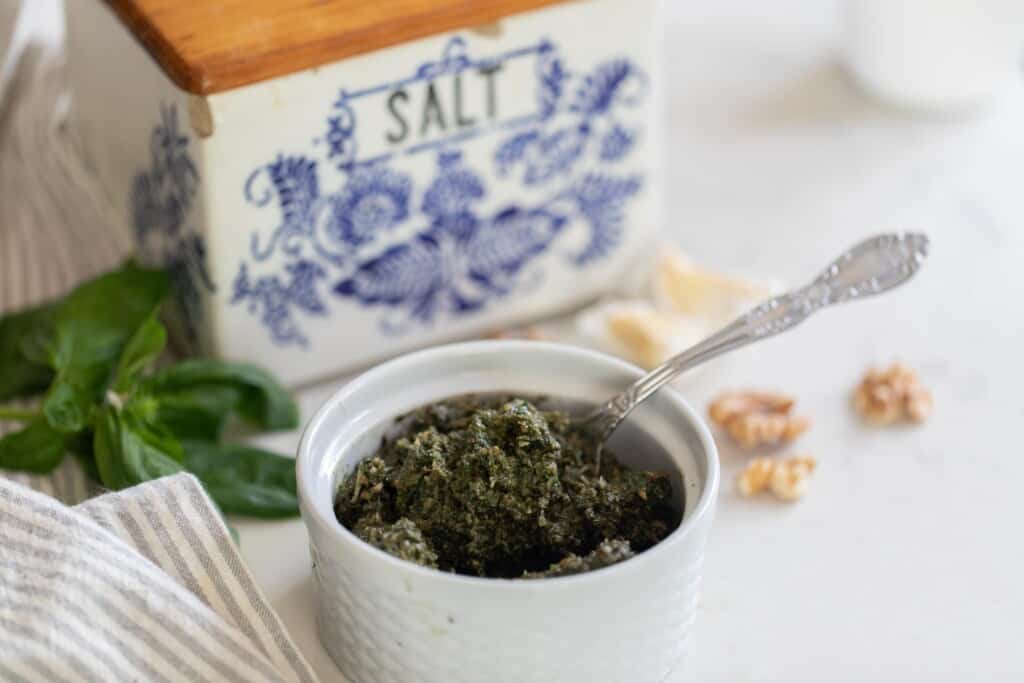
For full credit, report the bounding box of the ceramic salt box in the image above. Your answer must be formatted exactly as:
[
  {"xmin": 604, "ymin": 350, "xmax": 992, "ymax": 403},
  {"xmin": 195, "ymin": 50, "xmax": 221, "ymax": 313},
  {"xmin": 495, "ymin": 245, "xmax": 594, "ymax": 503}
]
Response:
[{"xmin": 66, "ymin": 0, "xmax": 663, "ymax": 386}]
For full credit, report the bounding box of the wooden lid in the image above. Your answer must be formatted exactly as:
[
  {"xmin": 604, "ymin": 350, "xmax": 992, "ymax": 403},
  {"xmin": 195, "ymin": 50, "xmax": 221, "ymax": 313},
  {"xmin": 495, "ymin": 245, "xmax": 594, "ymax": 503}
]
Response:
[{"xmin": 105, "ymin": 0, "xmax": 571, "ymax": 95}]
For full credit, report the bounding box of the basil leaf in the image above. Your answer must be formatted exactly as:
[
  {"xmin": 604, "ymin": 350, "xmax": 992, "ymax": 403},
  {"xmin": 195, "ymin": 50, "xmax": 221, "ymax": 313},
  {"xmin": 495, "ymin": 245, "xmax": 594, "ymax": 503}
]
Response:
[
  {"xmin": 143, "ymin": 360, "xmax": 298, "ymax": 433},
  {"xmin": 123, "ymin": 408, "xmax": 185, "ymax": 464},
  {"xmin": 0, "ymin": 303, "xmax": 57, "ymax": 401},
  {"xmin": 119, "ymin": 413, "xmax": 184, "ymax": 485},
  {"xmin": 66, "ymin": 430, "xmax": 100, "ymax": 482},
  {"xmin": 0, "ymin": 419, "xmax": 66, "ymax": 473},
  {"xmin": 180, "ymin": 440, "xmax": 298, "ymax": 518},
  {"xmin": 149, "ymin": 385, "xmax": 244, "ymax": 441},
  {"xmin": 43, "ymin": 381, "xmax": 96, "ymax": 436},
  {"xmin": 17, "ymin": 304, "xmax": 58, "ymax": 366},
  {"xmin": 93, "ymin": 406, "xmax": 184, "ymax": 490},
  {"xmin": 93, "ymin": 407, "xmax": 127, "ymax": 489},
  {"xmin": 43, "ymin": 263, "xmax": 169, "ymax": 433},
  {"xmin": 113, "ymin": 312, "xmax": 167, "ymax": 392}
]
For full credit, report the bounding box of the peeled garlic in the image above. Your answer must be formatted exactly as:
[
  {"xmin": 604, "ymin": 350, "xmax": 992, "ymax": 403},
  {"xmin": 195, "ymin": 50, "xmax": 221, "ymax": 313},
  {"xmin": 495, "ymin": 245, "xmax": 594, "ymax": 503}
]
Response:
[
  {"xmin": 653, "ymin": 246, "xmax": 771, "ymax": 320},
  {"xmin": 571, "ymin": 246, "xmax": 777, "ymax": 372},
  {"xmin": 576, "ymin": 301, "xmax": 709, "ymax": 369}
]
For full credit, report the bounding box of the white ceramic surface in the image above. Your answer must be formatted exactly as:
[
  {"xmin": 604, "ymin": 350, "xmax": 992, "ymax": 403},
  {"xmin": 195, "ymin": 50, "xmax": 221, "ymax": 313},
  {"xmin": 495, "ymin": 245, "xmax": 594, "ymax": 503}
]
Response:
[
  {"xmin": 844, "ymin": 0, "xmax": 1023, "ymax": 112},
  {"xmin": 64, "ymin": 0, "xmax": 663, "ymax": 386},
  {"xmin": 296, "ymin": 341, "xmax": 719, "ymax": 683}
]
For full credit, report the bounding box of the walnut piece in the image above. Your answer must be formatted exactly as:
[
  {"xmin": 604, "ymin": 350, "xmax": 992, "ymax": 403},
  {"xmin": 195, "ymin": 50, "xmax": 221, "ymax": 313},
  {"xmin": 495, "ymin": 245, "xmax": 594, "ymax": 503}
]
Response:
[
  {"xmin": 769, "ymin": 456, "xmax": 817, "ymax": 501},
  {"xmin": 737, "ymin": 455, "xmax": 817, "ymax": 502},
  {"xmin": 736, "ymin": 457, "xmax": 774, "ymax": 496},
  {"xmin": 708, "ymin": 391, "xmax": 811, "ymax": 449},
  {"xmin": 853, "ymin": 363, "xmax": 933, "ymax": 425}
]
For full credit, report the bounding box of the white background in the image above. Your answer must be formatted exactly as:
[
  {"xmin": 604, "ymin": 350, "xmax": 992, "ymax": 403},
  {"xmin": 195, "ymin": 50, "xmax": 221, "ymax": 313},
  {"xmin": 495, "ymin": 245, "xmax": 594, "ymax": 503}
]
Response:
[
  {"xmin": 4, "ymin": 0, "xmax": 1023, "ymax": 680},
  {"xmin": 237, "ymin": 2, "xmax": 1024, "ymax": 680}
]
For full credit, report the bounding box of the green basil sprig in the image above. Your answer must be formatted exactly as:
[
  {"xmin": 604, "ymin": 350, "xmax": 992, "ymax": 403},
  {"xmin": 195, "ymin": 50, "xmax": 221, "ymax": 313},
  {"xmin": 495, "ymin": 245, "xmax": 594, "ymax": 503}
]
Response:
[
  {"xmin": 0, "ymin": 262, "xmax": 300, "ymax": 518},
  {"xmin": 0, "ymin": 303, "xmax": 57, "ymax": 401},
  {"xmin": 43, "ymin": 263, "xmax": 170, "ymax": 433}
]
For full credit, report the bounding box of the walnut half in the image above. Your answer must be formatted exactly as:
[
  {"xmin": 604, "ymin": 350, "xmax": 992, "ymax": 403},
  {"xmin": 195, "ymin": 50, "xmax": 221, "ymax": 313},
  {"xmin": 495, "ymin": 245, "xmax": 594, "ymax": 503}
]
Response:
[
  {"xmin": 853, "ymin": 363, "xmax": 933, "ymax": 425},
  {"xmin": 737, "ymin": 455, "xmax": 817, "ymax": 502},
  {"xmin": 708, "ymin": 391, "xmax": 811, "ymax": 449},
  {"xmin": 769, "ymin": 456, "xmax": 817, "ymax": 501}
]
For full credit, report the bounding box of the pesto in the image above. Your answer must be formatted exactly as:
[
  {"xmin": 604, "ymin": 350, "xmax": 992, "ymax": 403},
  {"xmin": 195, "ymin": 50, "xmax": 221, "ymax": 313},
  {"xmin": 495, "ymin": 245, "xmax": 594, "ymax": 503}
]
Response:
[
  {"xmin": 522, "ymin": 538, "xmax": 635, "ymax": 579},
  {"xmin": 335, "ymin": 395, "xmax": 677, "ymax": 578}
]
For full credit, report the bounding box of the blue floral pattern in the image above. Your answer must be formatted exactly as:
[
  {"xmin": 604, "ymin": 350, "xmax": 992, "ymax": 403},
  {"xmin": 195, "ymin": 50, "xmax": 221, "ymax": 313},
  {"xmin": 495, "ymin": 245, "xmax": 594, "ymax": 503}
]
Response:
[
  {"xmin": 233, "ymin": 157, "xmax": 416, "ymax": 344},
  {"xmin": 325, "ymin": 101, "xmax": 357, "ymax": 170},
  {"xmin": 600, "ymin": 124, "xmax": 636, "ymax": 162},
  {"xmin": 231, "ymin": 39, "xmax": 647, "ymax": 346},
  {"xmin": 536, "ymin": 40, "xmax": 568, "ymax": 120},
  {"xmin": 131, "ymin": 104, "xmax": 214, "ymax": 344},
  {"xmin": 494, "ymin": 58, "xmax": 646, "ymax": 185},
  {"xmin": 333, "ymin": 153, "xmax": 568, "ymax": 329},
  {"xmin": 231, "ymin": 260, "xmax": 327, "ymax": 347},
  {"xmin": 563, "ymin": 173, "xmax": 642, "ymax": 265},
  {"xmin": 324, "ymin": 166, "xmax": 412, "ymax": 247},
  {"xmin": 245, "ymin": 158, "xmax": 412, "ymax": 264}
]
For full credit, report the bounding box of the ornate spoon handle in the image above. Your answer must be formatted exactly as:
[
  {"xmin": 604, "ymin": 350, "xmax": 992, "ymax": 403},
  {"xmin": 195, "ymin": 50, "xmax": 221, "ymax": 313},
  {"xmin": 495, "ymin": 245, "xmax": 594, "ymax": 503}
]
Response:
[{"xmin": 583, "ymin": 233, "xmax": 930, "ymax": 446}]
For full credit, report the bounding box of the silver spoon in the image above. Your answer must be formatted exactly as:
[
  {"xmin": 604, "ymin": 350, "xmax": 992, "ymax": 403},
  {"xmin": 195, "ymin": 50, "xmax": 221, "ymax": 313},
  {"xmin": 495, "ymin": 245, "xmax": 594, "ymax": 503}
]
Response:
[{"xmin": 579, "ymin": 232, "xmax": 930, "ymax": 465}]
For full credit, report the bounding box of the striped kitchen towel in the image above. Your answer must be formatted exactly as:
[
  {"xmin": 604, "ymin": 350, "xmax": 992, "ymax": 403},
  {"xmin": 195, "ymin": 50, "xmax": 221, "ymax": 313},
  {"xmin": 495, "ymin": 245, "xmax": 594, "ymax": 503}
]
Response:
[{"xmin": 0, "ymin": 473, "xmax": 317, "ymax": 683}]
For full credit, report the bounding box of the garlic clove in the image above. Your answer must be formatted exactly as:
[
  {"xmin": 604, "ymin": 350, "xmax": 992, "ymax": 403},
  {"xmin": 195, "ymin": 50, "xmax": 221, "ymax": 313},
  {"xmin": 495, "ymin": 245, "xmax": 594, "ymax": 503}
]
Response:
[
  {"xmin": 576, "ymin": 300, "xmax": 710, "ymax": 370},
  {"xmin": 652, "ymin": 246, "xmax": 772, "ymax": 320}
]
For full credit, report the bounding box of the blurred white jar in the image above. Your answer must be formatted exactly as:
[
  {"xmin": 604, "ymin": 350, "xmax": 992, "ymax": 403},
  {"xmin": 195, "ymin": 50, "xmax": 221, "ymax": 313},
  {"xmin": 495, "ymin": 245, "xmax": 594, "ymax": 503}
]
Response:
[{"xmin": 845, "ymin": 0, "xmax": 1023, "ymax": 112}]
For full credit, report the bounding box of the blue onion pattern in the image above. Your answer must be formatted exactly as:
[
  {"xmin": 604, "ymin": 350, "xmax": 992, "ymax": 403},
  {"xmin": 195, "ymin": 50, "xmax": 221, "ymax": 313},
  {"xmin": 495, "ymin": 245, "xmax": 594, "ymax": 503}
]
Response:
[
  {"xmin": 422, "ymin": 153, "xmax": 486, "ymax": 219},
  {"xmin": 231, "ymin": 260, "xmax": 327, "ymax": 347},
  {"xmin": 571, "ymin": 59, "xmax": 642, "ymax": 116},
  {"xmin": 130, "ymin": 104, "xmax": 213, "ymax": 346},
  {"xmin": 536, "ymin": 40, "xmax": 568, "ymax": 120},
  {"xmin": 493, "ymin": 56, "xmax": 645, "ymax": 186},
  {"xmin": 266, "ymin": 155, "xmax": 319, "ymax": 227},
  {"xmin": 335, "ymin": 155, "xmax": 568, "ymax": 325},
  {"xmin": 231, "ymin": 41, "xmax": 648, "ymax": 346},
  {"xmin": 324, "ymin": 165, "xmax": 412, "ymax": 247},
  {"xmin": 325, "ymin": 101, "xmax": 357, "ymax": 170},
  {"xmin": 599, "ymin": 124, "xmax": 635, "ymax": 162},
  {"xmin": 566, "ymin": 173, "xmax": 642, "ymax": 266}
]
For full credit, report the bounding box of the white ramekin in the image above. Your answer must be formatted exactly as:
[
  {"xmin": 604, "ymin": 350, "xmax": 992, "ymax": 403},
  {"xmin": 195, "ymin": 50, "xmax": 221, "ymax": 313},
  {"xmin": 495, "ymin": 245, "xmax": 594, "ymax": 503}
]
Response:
[{"xmin": 297, "ymin": 341, "xmax": 719, "ymax": 683}]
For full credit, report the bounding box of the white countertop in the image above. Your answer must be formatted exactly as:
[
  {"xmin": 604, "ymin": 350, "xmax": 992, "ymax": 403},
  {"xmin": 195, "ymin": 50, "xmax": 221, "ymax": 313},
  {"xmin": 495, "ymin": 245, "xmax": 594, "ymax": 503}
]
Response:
[{"xmin": 234, "ymin": 2, "xmax": 1024, "ymax": 680}]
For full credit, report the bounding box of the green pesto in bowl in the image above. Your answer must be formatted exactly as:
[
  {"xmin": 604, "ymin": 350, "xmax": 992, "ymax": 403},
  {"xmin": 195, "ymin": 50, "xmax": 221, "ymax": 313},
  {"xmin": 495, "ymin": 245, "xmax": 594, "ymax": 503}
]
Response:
[{"xmin": 333, "ymin": 394, "xmax": 679, "ymax": 579}]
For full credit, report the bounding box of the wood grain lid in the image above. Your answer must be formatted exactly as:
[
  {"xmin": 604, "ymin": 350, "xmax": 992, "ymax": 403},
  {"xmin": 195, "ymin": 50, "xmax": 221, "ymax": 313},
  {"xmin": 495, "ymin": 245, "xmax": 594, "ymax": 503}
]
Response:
[{"xmin": 104, "ymin": 0, "xmax": 573, "ymax": 95}]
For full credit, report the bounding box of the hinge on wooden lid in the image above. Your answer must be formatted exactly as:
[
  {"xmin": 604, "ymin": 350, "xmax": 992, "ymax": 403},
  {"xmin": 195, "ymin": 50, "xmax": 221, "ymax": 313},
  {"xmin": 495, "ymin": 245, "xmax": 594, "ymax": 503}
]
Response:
[
  {"xmin": 470, "ymin": 21, "xmax": 504, "ymax": 38},
  {"xmin": 187, "ymin": 96, "xmax": 213, "ymax": 139}
]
